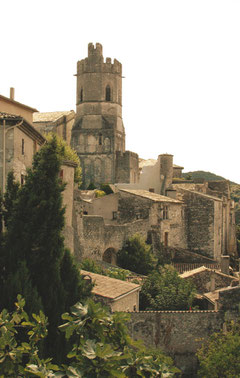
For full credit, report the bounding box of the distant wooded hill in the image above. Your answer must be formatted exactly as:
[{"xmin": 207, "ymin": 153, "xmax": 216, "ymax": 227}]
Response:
[{"xmin": 182, "ymin": 171, "xmax": 226, "ymax": 182}]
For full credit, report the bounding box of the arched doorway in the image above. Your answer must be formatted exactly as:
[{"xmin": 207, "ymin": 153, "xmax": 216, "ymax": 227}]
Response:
[{"xmin": 103, "ymin": 248, "xmax": 117, "ymax": 265}]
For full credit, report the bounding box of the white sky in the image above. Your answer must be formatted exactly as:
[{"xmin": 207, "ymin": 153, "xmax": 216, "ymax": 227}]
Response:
[{"xmin": 1, "ymin": 0, "xmax": 240, "ymax": 183}]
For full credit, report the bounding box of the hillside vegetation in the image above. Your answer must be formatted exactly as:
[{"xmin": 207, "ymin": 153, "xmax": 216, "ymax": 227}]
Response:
[{"xmin": 182, "ymin": 170, "xmax": 227, "ymax": 182}]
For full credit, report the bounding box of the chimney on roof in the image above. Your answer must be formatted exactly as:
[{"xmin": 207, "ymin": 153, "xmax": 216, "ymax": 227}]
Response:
[{"xmin": 10, "ymin": 87, "xmax": 15, "ymax": 101}]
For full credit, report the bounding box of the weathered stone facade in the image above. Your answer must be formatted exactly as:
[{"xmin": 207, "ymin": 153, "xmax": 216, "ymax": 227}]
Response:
[
  {"xmin": 33, "ymin": 110, "xmax": 75, "ymax": 146},
  {"xmin": 0, "ymin": 112, "xmax": 45, "ymax": 192},
  {"xmin": 128, "ymin": 286, "xmax": 240, "ymax": 376},
  {"xmin": 71, "ymin": 43, "xmax": 139, "ymax": 188},
  {"xmin": 181, "ymin": 266, "xmax": 238, "ymax": 294},
  {"xmin": 129, "ymin": 310, "xmax": 223, "ymax": 375},
  {"xmin": 173, "ymin": 183, "xmax": 237, "ymax": 260}
]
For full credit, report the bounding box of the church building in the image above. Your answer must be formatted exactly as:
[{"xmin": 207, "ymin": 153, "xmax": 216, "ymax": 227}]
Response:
[{"xmin": 71, "ymin": 43, "xmax": 139, "ymax": 188}]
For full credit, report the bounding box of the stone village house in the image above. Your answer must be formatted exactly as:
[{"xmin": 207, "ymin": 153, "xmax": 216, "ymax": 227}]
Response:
[
  {"xmin": 1, "ymin": 44, "xmax": 239, "ymax": 376},
  {"xmin": 0, "ymin": 90, "xmax": 45, "ymax": 191},
  {"xmin": 27, "ymin": 42, "xmax": 236, "ymax": 264},
  {"xmin": 0, "ymin": 45, "xmax": 237, "ymax": 266}
]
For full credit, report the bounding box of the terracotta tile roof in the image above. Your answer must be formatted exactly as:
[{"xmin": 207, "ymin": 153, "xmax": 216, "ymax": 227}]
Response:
[
  {"xmin": 33, "ymin": 111, "xmax": 74, "ymax": 123},
  {"xmin": 0, "ymin": 112, "xmax": 22, "ymax": 120},
  {"xmin": 180, "ymin": 266, "xmax": 236, "ymax": 279},
  {"xmin": 174, "ymin": 186, "xmax": 223, "ymax": 202},
  {"xmin": 173, "ymin": 164, "xmax": 184, "ymax": 169},
  {"xmin": 139, "ymin": 158, "xmax": 157, "ymax": 168},
  {"xmin": 81, "ymin": 270, "xmax": 140, "ymax": 300},
  {"xmin": 119, "ymin": 189, "xmax": 182, "ymax": 203},
  {"xmin": 203, "ymin": 291, "xmax": 219, "ymax": 304}
]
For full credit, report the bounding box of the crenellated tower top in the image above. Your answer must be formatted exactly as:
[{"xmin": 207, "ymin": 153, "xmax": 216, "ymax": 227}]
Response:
[{"xmin": 77, "ymin": 42, "xmax": 122, "ymax": 75}]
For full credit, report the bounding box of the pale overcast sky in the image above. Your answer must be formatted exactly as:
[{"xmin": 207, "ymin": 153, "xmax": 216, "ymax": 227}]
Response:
[{"xmin": 1, "ymin": 0, "xmax": 240, "ymax": 183}]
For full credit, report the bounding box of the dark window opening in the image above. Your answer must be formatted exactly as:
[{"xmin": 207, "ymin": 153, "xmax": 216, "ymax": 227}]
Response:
[
  {"xmin": 149, "ymin": 188, "xmax": 155, "ymax": 193},
  {"xmin": 21, "ymin": 139, "xmax": 24, "ymax": 155},
  {"xmin": 112, "ymin": 211, "xmax": 118, "ymax": 220},
  {"xmin": 163, "ymin": 205, "xmax": 169, "ymax": 220},
  {"xmin": 21, "ymin": 174, "xmax": 25, "ymax": 186},
  {"xmin": 106, "ymin": 85, "xmax": 111, "ymax": 101},
  {"xmin": 80, "ymin": 88, "xmax": 83, "ymax": 102},
  {"xmin": 164, "ymin": 232, "xmax": 169, "ymax": 247},
  {"xmin": 83, "ymin": 211, "xmax": 88, "ymax": 215},
  {"xmin": 99, "ymin": 133, "xmax": 102, "ymax": 145}
]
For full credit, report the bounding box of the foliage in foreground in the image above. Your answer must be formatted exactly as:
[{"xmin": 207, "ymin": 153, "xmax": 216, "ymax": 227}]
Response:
[
  {"xmin": 140, "ymin": 265, "xmax": 196, "ymax": 311},
  {"xmin": 0, "ymin": 296, "xmax": 179, "ymax": 377},
  {"xmin": 197, "ymin": 319, "xmax": 240, "ymax": 378}
]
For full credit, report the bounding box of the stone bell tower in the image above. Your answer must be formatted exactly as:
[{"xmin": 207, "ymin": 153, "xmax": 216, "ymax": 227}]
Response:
[{"xmin": 71, "ymin": 42, "xmax": 127, "ymax": 188}]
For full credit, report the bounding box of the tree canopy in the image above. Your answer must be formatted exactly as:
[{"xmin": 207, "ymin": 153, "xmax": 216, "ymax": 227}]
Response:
[
  {"xmin": 117, "ymin": 234, "xmax": 155, "ymax": 275},
  {"xmin": 196, "ymin": 320, "xmax": 240, "ymax": 378},
  {"xmin": 45, "ymin": 132, "xmax": 82, "ymax": 186},
  {"xmin": 0, "ymin": 137, "xmax": 91, "ymax": 360},
  {"xmin": 140, "ymin": 265, "xmax": 196, "ymax": 311}
]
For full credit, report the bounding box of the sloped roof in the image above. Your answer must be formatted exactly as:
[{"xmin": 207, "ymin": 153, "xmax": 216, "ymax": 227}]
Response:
[
  {"xmin": 139, "ymin": 159, "xmax": 157, "ymax": 168},
  {"xmin": 180, "ymin": 266, "xmax": 236, "ymax": 280},
  {"xmin": 119, "ymin": 189, "xmax": 182, "ymax": 203},
  {"xmin": 0, "ymin": 94, "xmax": 38, "ymax": 113},
  {"xmin": 81, "ymin": 270, "xmax": 140, "ymax": 300},
  {"xmin": 0, "ymin": 112, "xmax": 45, "ymax": 144},
  {"xmin": 174, "ymin": 186, "xmax": 223, "ymax": 202},
  {"xmin": 173, "ymin": 164, "xmax": 184, "ymax": 169},
  {"xmin": 33, "ymin": 111, "xmax": 74, "ymax": 123},
  {"xmin": 0, "ymin": 112, "xmax": 22, "ymax": 120}
]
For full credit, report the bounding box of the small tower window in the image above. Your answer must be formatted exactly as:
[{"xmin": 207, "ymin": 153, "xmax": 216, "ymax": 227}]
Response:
[
  {"xmin": 98, "ymin": 133, "xmax": 102, "ymax": 145},
  {"xmin": 21, "ymin": 139, "xmax": 24, "ymax": 155},
  {"xmin": 80, "ymin": 88, "xmax": 83, "ymax": 102},
  {"xmin": 106, "ymin": 85, "xmax": 111, "ymax": 101}
]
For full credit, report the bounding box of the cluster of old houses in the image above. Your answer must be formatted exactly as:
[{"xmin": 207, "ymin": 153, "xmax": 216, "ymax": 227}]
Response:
[{"xmin": 1, "ymin": 43, "xmax": 240, "ymax": 374}]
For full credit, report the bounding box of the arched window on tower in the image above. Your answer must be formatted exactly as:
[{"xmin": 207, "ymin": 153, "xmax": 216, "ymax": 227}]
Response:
[
  {"xmin": 80, "ymin": 88, "xmax": 83, "ymax": 102},
  {"xmin": 105, "ymin": 85, "xmax": 111, "ymax": 101}
]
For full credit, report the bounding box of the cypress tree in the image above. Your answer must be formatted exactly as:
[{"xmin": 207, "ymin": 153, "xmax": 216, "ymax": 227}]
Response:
[
  {"xmin": 3, "ymin": 171, "xmax": 20, "ymax": 228},
  {"xmin": 3, "ymin": 137, "xmax": 90, "ymax": 360}
]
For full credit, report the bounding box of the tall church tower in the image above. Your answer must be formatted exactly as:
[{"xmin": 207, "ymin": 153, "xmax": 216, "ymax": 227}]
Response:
[{"xmin": 72, "ymin": 43, "xmax": 129, "ymax": 188}]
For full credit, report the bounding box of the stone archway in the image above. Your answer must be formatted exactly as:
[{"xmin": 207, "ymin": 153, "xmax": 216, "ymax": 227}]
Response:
[{"xmin": 103, "ymin": 247, "xmax": 117, "ymax": 265}]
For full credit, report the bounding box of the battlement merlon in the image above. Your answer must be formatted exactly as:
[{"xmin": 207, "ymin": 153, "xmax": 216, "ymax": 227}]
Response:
[
  {"xmin": 76, "ymin": 43, "xmax": 122, "ymax": 75},
  {"xmin": 88, "ymin": 42, "xmax": 103, "ymax": 56}
]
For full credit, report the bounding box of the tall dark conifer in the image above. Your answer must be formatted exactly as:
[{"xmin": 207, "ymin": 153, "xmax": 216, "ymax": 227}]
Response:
[
  {"xmin": 3, "ymin": 137, "xmax": 91, "ymax": 360},
  {"xmin": 3, "ymin": 171, "xmax": 20, "ymax": 228}
]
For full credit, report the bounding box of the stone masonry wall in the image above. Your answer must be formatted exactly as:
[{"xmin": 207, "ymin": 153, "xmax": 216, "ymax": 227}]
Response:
[
  {"xmin": 182, "ymin": 190, "xmax": 216, "ymax": 258},
  {"xmin": 129, "ymin": 311, "xmax": 224, "ymax": 376},
  {"xmin": 182, "ymin": 270, "xmax": 238, "ymax": 294},
  {"xmin": 117, "ymin": 191, "xmax": 154, "ymax": 224},
  {"xmin": 73, "ymin": 199, "xmax": 150, "ymax": 261}
]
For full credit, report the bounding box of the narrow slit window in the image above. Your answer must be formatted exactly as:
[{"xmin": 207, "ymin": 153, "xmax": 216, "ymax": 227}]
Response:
[
  {"xmin": 21, "ymin": 139, "xmax": 24, "ymax": 155},
  {"xmin": 80, "ymin": 88, "xmax": 83, "ymax": 102},
  {"xmin": 106, "ymin": 85, "xmax": 111, "ymax": 101},
  {"xmin": 99, "ymin": 133, "xmax": 102, "ymax": 145}
]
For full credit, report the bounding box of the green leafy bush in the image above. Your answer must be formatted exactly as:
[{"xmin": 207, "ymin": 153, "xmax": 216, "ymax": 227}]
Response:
[
  {"xmin": 140, "ymin": 265, "xmax": 196, "ymax": 311},
  {"xmin": 197, "ymin": 319, "xmax": 240, "ymax": 378},
  {"xmin": 117, "ymin": 234, "xmax": 155, "ymax": 275},
  {"xmin": 0, "ymin": 296, "xmax": 179, "ymax": 377}
]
